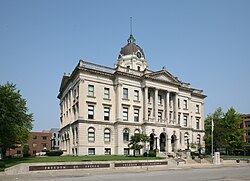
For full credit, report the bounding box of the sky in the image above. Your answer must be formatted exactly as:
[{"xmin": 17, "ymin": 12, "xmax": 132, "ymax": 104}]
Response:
[{"xmin": 0, "ymin": 0, "xmax": 249, "ymax": 131}]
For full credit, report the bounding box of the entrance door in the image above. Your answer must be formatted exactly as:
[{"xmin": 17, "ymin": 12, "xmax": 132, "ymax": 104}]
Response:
[{"xmin": 160, "ymin": 133, "xmax": 166, "ymax": 152}]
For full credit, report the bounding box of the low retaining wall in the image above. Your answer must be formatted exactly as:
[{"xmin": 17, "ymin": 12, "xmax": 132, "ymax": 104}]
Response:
[{"xmin": 5, "ymin": 160, "xmax": 168, "ymax": 175}]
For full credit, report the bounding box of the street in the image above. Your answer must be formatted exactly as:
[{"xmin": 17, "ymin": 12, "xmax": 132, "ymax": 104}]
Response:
[{"xmin": 1, "ymin": 165, "xmax": 250, "ymax": 181}]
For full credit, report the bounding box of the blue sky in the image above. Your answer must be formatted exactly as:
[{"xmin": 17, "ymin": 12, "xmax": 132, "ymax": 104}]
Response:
[{"xmin": 1, "ymin": 0, "xmax": 249, "ymax": 131}]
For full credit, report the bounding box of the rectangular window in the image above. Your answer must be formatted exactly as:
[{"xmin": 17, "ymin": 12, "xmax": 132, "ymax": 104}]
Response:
[
  {"xmin": 134, "ymin": 90, "xmax": 139, "ymax": 101},
  {"xmin": 104, "ymin": 107, "xmax": 110, "ymax": 121},
  {"xmin": 148, "ymin": 93, "xmax": 151, "ymax": 103},
  {"xmin": 158, "ymin": 95, "xmax": 162, "ymax": 105},
  {"xmin": 123, "ymin": 108, "xmax": 128, "ymax": 121},
  {"xmin": 148, "ymin": 109, "xmax": 151, "ymax": 119},
  {"xmin": 124, "ymin": 148, "xmax": 130, "ymax": 155},
  {"xmin": 158, "ymin": 112, "xmax": 162, "ymax": 121},
  {"xmin": 33, "ymin": 150, "xmax": 37, "ymax": 154},
  {"xmin": 246, "ymin": 122, "xmax": 250, "ymax": 127},
  {"xmin": 42, "ymin": 136, "xmax": 48, "ymax": 140},
  {"xmin": 104, "ymin": 88, "xmax": 110, "ymax": 99},
  {"xmin": 196, "ymin": 118, "xmax": 200, "ymax": 129},
  {"xmin": 178, "ymin": 98, "xmax": 180, "ymax": 108},
  {"xmin": 196, "ymin": 105, "xmax": 200, "ymax": 113},
  {"xmin": 104, "ymin": 148, "xmax": 111, "ymax": 155},
  {"xmin": 178, "ymin": 114, "xmax": 181, "ymax": 125},
  {"xmin": 88, "ymin": 85, "xmax": 94, "ymax": 97},
  {"xmin": 104, "ymin": 130, "xmax": 110, "ymax": 142},
  {"xmin": 123, "ymin": 88, "xmax": 128, "ymax": 99},
  {"xmin": 88, "ymin": 148, "xmax": 95, "ymax": 155},
  {"xmin": 183, "ymin": 115, "xmax": 188, "ymax": 127},
  {"xmin": 17, "ymin": 150, "xmax": 21, "ymax": 154},
  {"xmin": 42, "ymin": 143, "xmax": 48, "ymax": 148},
  {"xmin": 134, "ymin": 109, "xmax": 139, "ymax": 122},
  {"xmin": 183, "ymin": 100, "xmax": 188, "ymax": 109},
  {"xmin": 88, "ymin": 105, "xmax": 94, "ymax": 119}
]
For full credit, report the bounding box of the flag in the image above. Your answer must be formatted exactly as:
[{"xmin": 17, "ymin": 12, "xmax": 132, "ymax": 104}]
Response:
[{"xmin": 211, "ymin": 119, "xmax": 214, "ymax": 132}]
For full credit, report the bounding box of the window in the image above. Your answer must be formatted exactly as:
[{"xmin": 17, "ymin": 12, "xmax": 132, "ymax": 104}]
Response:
[
  {"xmin": 42, "ymin": 143, "xmax": 48, "ymax": 148},
  {"xmin": 178, "ymin": 114, "xmax": 181, "ymax": 125},
  {"xmin": 104, "ymin": 88, "xmax": 110, "ymax": 99},
  {"xmin": 196, "ymin": 105, "xmax": 200, "ymax": 113},
  {"xmin": 158, "ymin": 112, "xmax": 162, "ymax": 121},
  {"xmin": 178, "ymin": 98, "xmax": 180, "ymax": 108},
  {"xmin": 88, "ymin": 105, "xmax": 94, "ymax": 119},
  {"xmin": 88, "ymin": 148, "xmax": 95, "ymax": 155},
  {"xmin": 123, "ymin": 108, "xmax": 128, "ymax": 121},
  {"xmin": 124, "ymin": 148, "xmax": 130, "ymax": 155},
  {"xmin": 88, "ymin": 127, "xmax": 95, "ymax": 142},
  {"xmin": 158, "ymin": 95, "xmax": 162, "ymax": 105},
  {"xmin": 184, "ymin": 133, "xmax": 189, "ymax": 145},
  {"xmin": 137, "ymin": 66, "xmax": 141, "ymax": 71},
  {"xmin": 134, "ymin": 90, "xmax": 139, "ymax": 101},
  {"xmin": 183, "ymin": 115, "xmax": 188, "ymax": 127},
  {"xmin": 123, "ymin": 128, "xmax": 129, "ymax": 142},
  {"xmin": 183, "ymin": 100, "xmax": 188, "ymax": 109},
  {"xmin": 148, "ymin": 93, "xmax": 151, "ymax": 103},
  {"xmin": 33, "ymin": 143, "xmax": 37, "ymax": 147},
  {"xmin": 148, "ymin": 109, "xmax": 151, "ymax": 119},
  {"xmin": 123, "ymin": 88, "xmax": 128, "ymax": 99},
  {"xmin": 196, "ymin": 118, "xmax": 200, "ymax": 129},
  {"xmin": 17, "ymin": 150, "xmax": 21, "ymax": 154},
  {"xmin": 104, "ymin": 107, "xmax": 110, "ymax": 121},
  {"xmin": 104, "ymin": 148, "xmax": 111, "ymax": 155},
  {"xmin": 104, "ymin": 129, "xmax": 111, "ymax": 142},
  {"xmin": 246, "ymin": 121, "xmax": 250, "ymax": 127},
  {"xmin": 134, "ymin": 109, "xmax": 139, "ymax": 122},
  {"xmin": 88, "ymin": 85, "xmax": 94, "ymax": 97},
  {"xmin": 197, "ymin": 135, "xmax": 201, "ymax": 145},
  {"xmin": 33, "ymin": 150, "xmax": 37, "ymax": 154}
]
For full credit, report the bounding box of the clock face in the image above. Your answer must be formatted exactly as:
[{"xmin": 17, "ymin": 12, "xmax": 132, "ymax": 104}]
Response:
[{"xmin": 137, "ymin": 52, "xmax": 141, "ymax": 58}]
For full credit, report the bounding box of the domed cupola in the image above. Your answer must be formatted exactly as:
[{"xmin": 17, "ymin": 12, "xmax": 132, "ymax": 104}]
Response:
[{"xmin": 116, "ymin": 34, "xmax": 148, "ymax": 72}]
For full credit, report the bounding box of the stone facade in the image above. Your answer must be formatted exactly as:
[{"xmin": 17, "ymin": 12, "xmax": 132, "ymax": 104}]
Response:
[{"xmin": 58, "ymin": 34, "xmax": 206, "ymax": 156}]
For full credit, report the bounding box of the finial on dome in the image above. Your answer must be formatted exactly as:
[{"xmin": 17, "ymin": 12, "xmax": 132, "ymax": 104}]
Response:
[{"xmin": 127, "ymin": 17, "xmax": 136, "ymax": 44}]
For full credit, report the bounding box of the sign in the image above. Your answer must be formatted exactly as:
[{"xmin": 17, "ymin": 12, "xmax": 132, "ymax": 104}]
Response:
[{"xmin": 115, "ymin": 161, "xmax": 168, "ymax": 167}]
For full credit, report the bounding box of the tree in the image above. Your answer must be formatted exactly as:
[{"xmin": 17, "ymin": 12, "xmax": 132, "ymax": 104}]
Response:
[
  {"xmin": 128, "ymin": 133, "xmax": 150, "ymax": 157},
  {"xmin": 204, "ymin": 107, "xmax": 244, "ymax": 155},
  {"xmin": 0, "ymin": 82, "xmax": 33, "ymax": 158}
]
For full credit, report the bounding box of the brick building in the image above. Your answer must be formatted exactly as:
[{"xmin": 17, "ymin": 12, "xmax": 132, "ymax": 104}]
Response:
[
  {"xmin": 6, "ymin": 131, "xmax": 52, "ymax": 157},
  {"xmin": 241, "ymin": 114, "xmax": 250, "ymax": 155}
]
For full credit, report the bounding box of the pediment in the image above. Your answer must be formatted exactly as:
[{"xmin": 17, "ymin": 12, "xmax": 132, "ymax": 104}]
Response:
[{"xmin": 146, "ymin": 71, "xmax": 180, "ymax": 84}]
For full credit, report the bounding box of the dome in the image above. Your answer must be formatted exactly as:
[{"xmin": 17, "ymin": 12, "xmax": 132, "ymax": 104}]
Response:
[{"xmin": 119, "ymin": 34, "xmax": 145, "ymax": 57}]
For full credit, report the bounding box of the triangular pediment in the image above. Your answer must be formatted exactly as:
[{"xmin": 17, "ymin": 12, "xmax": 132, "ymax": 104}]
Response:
[{"xmin": 145, "ymin": 70, "xmax": 181, "ymax": 84}]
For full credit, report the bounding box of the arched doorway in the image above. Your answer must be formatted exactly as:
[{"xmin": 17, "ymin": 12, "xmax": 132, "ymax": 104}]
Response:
[
  {"xmin": 150, "ymin": 133, "xmax": 155, "ymax": 150},
  {"xmin": 171, "ymin": 135, "xmax": 177, "ymax": 152},
  {"xmin": 159, "ymin": 133, "xmax": 166, "ymax": 152}
]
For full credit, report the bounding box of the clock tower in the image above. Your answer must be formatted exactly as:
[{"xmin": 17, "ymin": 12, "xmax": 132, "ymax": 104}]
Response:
[{"xmin": 115, "ymin": 34, "xmax": 148, "ymax": 72}]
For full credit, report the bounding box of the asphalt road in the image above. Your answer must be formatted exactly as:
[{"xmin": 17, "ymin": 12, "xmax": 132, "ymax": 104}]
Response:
[{"xmin": 1, "ymin": 166, "xmax": 250, "ymax": 181}]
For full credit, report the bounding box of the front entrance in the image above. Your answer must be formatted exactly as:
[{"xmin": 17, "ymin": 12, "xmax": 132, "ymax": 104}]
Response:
[{"xmin": 159, "ymin": 133, "xmax": 166, "ymax": 152}]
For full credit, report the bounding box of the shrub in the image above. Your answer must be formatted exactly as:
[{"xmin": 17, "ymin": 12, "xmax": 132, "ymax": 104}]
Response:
[
  {"xmin": 46, "ymin": 150, "xmax": 63, "ymax": 156},
  {"xmin": 0, "ymin": 162, "xmax": 5, "ymax": 168},
  {"xmin": 143, "ymin": 152, "xmax": 148, "ymax": 157},
  {"xmin": 148, "ymin": 150, "xmax": 156, "ymax": 157}
]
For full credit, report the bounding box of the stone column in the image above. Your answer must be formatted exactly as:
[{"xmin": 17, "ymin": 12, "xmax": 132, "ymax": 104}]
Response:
[
  {"xmin": 166, "ymin": 92, "xmax": 170, "ymax": 123},
  {"xmin": 116, "ymin": 83, "xmax": 122, "ymax": 121},
  {"xmin": 143, "ymin": 86, "xmax": 148, "ymax": 122},
  {"xmin": 174, "ymin": 93, "xmax": 178, "ymax": 124},
  {"xmin": 154, "ymin": 89, "xmax": 158, "ymax": 120}
]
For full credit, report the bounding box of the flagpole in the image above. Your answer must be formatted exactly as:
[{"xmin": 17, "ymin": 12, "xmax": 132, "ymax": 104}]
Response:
[{"xmin": 211, "ymin": 118, "xmax": 214, "ymax": 161}]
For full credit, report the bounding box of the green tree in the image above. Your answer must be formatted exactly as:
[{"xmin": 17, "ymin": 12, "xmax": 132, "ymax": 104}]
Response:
[
  {"xmin": 204, "ymin": 107, "xmax": 244, "ymax": 155},
  {"xmin": 128, "ymin": 133, "xmax": 150, "ymax": 157},
  {"xmin": 22, "ymin": 144, "xmax": 30, "ymax": 157},
  {"xmin": 0, "ymin": 82, "xmax": 33, "ymax": 158}
]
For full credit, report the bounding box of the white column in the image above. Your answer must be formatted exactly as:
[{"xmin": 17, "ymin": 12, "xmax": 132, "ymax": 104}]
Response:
[
  {"xmin": 166, "ymin": 92, "xmax": 170, "ymax": 123},
  {"xmin": 144, "ymin": 86, "xmax": 148, "ymax": 122},
  {"xmin": 174, "ymin": 93, "xmax": 178, "ymax": 124},
  {"xmin": 154, "ymin": 89, "xmax": 158, "ymax": 121},
  {"xmin": 116, "ymin": 83, "xmax": 122, "ymax": 121}
]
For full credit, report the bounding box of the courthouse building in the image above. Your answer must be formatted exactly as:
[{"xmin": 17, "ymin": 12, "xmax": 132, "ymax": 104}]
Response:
[{"xmin": 58, "ymin": 34, "xmax": 206, "ymax": 156}]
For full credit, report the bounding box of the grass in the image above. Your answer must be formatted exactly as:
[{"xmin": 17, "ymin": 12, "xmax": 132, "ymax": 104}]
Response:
[{"xmin": 0, "ymin": 155, "xmax": 164, "ymax": 171}]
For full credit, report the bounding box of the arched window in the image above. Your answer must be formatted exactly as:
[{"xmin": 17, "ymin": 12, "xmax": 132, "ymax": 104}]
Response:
[
  {"xmin": 184, "ymin": 132, "xmax": 189, "ymax": 145},
  {"xmin": 123, "ymin": 128, "xmax": 129, "ymax": 142},
  {"xmin": 104, "ymin": 128, "xmax": 111, "ymax": 142},
  {"xmin": 88, "ymin": 127, "xmax": 95, "ymax": 142},
  {"xmin": 197, "ymin": 134, "xmax": 201, "ymax": 145}
]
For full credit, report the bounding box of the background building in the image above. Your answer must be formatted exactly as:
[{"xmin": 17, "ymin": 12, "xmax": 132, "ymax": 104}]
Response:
[
  {"xmin": 50, "ymin": 128, "xmax": 60, "ymax": 150},
  {"xmin": 241, "ymin": 114, "xmax": 250, "ymax": 155},
  {"xmin": 58, "ymin": 34, "xmax": 206, "ymax": 156},
  {"xmin": 6, "ymin": 131, "xmax": 52, "ymax": 157}
]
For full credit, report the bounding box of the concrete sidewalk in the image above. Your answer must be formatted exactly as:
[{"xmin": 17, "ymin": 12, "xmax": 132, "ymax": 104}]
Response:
[{"xmin": 0, "ymin": 160, "xmax": 249, "ymax": 180}]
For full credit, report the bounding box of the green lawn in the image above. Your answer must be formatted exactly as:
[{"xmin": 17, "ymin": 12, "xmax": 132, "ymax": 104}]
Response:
[{"xmin": 0, "ymin": 155, "xmax": 164, "ymax": 171}]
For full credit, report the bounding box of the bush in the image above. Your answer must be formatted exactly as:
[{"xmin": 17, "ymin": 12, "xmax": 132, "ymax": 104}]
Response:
[
  {"xmin": 46, "ymin": 150, "xmax": 63, "ymax": 156},
  {"xmin": 23, "ymin": 153, "xmax": 31, "ymax": 158},
  {"xmin": 143, "ymin": 152, "xmax": 148, "ymax": 157},
  {"xmin": 148, "ymin": 150, "xmax": 156, "ymax": 157},
  {"xmin": 0, "ymin": 162, "xmax": 5, "ymax": 168}
]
